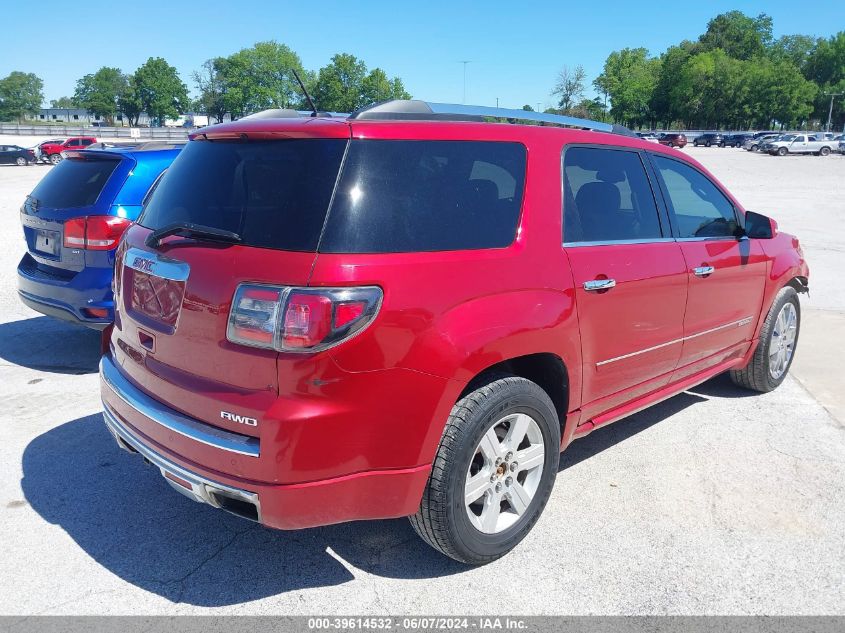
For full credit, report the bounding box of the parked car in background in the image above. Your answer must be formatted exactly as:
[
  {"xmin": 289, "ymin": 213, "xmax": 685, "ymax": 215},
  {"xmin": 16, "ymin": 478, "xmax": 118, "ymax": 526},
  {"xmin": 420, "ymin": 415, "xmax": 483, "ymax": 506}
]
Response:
[
  {"xmin": 17, "ymin": 142, "xmax": 183, "ymax": 329},
  {"xmin": 636, "ymin": 132, "xmax": 660, "ymax": 143},
  {"xmin": 33, "ymin": 139, "xmax": 65, "ymax": 163},
  {"xmin": 39, "ymin": 137, "xmax": 98, "ymax": 164},
  {"xmin": 767, "ymin": 134, "xmax": 834, "ymax": 156},
  {"xmin": 838, "ymin": 139, "xmax": 845, "ymax": 154},
  {"xmin": 98, "ymin": 101, "xmax": 808, "ymax": 565},
  {"xmin": 693, "ymin": 133, "xmax": 725, "ymax": 147},
  {"xmin": 745, "ymin": 134, "xmax": 781, "ymax": 152},
  {"xmin": 724, "ymin": 133, "xmax": 752, "ymax": 147},
  {"xmin": 0, "ymin": 145, "xmax": 37, "ymax": 166},
  {"xmin": 658, "ymin": 133, "xmax": 687, "ymax": 148}
]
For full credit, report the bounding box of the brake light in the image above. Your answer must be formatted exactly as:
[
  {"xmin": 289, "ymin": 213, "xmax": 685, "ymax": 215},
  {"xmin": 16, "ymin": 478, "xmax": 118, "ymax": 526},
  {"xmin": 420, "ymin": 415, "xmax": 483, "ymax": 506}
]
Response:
[
  {"xmin": 63, "ymin": 216, "xmax": 132, "ymax": 250},
  {"xmin": 227, "ymin": 285, "xmax": 382, "ymax": 352}
]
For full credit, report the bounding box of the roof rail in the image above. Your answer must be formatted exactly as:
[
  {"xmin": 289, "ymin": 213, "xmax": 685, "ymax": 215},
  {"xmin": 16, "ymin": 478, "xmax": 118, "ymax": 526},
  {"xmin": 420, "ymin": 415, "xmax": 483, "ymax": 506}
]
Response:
[
  {"xmin": 349, "ymin": 100, "xmax": 632, "ymax": 136},
  {"xmin": 239, "ymin": 108, "xmax": 349, "ymax": 120}
]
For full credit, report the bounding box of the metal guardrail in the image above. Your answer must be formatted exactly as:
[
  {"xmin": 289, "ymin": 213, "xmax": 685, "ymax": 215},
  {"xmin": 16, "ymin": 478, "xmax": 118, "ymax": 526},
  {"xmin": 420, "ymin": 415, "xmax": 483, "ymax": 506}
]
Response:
[{"xmin": 0, "ymin": 124, "xmax": 190, "ymax": 140}]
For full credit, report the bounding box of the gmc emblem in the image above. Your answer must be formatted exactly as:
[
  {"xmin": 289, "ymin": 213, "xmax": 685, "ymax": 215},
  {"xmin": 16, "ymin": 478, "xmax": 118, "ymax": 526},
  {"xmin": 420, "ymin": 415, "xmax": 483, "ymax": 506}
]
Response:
[
  {"xmin": 133, "ymin": 256, "xmax": 155, "ymax": 273},
  {"xmin": 220, "ymin": 411, "xmax": 258, "ymax": 427}
]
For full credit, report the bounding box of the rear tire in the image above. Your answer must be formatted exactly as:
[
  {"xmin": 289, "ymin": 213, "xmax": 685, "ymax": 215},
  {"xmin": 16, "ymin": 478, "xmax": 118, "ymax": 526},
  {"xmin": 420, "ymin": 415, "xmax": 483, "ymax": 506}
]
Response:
[
  {"xmin": 820, "ymin": 146, "xmax": 830, "ymax": 156},
  {"xmin": 730, "ymin": 287, "xmax": 800, "ymax": 393},
  {"xmin": 49, "ymin": 153, "xmax": 62, "ymax": 164},
  {"xmin": 409, "ymin": 376, "xmax": 560, "ymax": 565},
  {"xmin": 15, "ymin": 157, "xmax": 26, "ymax": 166}
]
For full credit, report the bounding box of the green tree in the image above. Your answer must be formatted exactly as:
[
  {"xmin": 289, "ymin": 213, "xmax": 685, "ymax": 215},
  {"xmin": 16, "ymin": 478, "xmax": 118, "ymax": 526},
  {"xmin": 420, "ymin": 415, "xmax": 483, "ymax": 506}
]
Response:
[
  {"xmin": 74, "ymin": 67, "xmax": 128, "ymax": 124},
  {"xmin": 50, "ymin": 96, "xmax": 76, "ymax": 108},
  {"xmin": 769, "ymin": 34, "xmax": 818, "ymax": 71},
  {"xmin": 193, "ymin": 58, "xmax": 227, "ymax": 123},
  {"xmin": 805, "ymin": 32, "xmax": 845, "ymax": 128},
  {"xmin": 0, "ymin": 71, "xmax": 44, "ymax": 122},
  {"xmin": 595, "ymin": 48, "xmax": 660, "ymax": 127},
  {"xmin": 133, "ymin": 57, "xmax": 188, "ymax": 125},
  {"xmin": 552, "ymin": 64, "xmax": 586, "ymax": 112},
  {"xmin": 118, "ymin": 74, "xmax": 144, "ymax": 127},
  {"xmin": 313, "ymin": 53, "xmax": 368, "ymax": 112},
  {"xmin": 650, "ymin": 43, "xmax": 694, "ymax": 128},
  {"xmin": 361, "ymin": 68, "xmax": 411, "ymax": 107},
  {"xmin": 698, "ymin": 11, "xmax": 773, "ymax": 60},
  {"xmin": 217, "ymin": 41, "xmax": 306, "ymax": 118}
]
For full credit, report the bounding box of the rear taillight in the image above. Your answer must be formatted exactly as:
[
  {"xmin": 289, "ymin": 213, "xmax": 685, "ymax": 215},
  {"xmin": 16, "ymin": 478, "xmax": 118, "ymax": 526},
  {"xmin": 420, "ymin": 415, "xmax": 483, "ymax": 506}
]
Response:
[
  {"xmin": 63, "ymin": 216, "xmax": 132, "ymax": 250},
  {"xmin": 227, "ymin": 285, "xmax": 382, "ymax": 353}
]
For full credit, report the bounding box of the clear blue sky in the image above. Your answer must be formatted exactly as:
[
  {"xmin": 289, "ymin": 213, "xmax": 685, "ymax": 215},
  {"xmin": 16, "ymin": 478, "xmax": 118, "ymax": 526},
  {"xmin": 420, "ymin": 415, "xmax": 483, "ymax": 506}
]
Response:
[{"xmin": 3, "ymin": 0, "xmax": 843, "ymax": 110}]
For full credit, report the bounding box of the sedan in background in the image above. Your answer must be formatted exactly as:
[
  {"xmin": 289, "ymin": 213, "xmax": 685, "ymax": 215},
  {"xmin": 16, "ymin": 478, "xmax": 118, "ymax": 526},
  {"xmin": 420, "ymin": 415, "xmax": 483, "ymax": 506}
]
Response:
[{"xmin": 0, "ymin": 145, "xmax": 37, "ymax": 165}]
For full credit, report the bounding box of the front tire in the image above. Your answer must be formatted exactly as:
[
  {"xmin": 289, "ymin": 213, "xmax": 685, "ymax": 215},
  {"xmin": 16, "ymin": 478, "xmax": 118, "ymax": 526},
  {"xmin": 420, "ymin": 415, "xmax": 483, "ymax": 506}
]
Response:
[
  {"xmin": 15, "ymin": 157, "xmax": 27, "ymax": 166},
  {"xmin": 777, "ymin": 147, "xmax": 788, "ymax": 156},
  {"xmin": 409, "ymin": 376, "xmax": 560, "ymax": 565},
  {"xmin": 730, "ymin": 287, "xmax": 800, "ymax": 393},
  {"xmin": 820, "ymin": 146, "xmax": 830, "ymax": 156},
  {"xmin": 49, "ymin": 153, "xmax": 62, "ymax": 164}
]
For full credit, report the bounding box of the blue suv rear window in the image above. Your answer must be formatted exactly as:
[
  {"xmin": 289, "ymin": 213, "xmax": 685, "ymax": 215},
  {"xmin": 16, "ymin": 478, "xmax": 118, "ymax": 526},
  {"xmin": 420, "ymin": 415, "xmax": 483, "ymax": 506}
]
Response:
[{"xmin": 30, "ymin": 157, "xmax": 120, "ymax": 208}]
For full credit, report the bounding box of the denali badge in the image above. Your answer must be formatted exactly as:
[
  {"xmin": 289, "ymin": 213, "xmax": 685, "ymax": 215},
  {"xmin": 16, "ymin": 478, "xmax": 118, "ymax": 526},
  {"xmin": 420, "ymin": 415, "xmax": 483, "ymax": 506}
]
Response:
[{"xmin": 220, "ymin": 411, "xmax": 258, "ymax": 427}]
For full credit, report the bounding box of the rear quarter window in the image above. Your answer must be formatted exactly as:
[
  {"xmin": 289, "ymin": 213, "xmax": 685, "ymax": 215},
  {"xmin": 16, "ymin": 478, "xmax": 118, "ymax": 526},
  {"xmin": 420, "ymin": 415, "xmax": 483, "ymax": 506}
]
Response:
[
  {"xmin": 29, "ymin": 157, "xmax": 120, "ymax": 208},
  {"xmin": 319, "ymin": 140, "xmax": 527, "ymax": 253}
]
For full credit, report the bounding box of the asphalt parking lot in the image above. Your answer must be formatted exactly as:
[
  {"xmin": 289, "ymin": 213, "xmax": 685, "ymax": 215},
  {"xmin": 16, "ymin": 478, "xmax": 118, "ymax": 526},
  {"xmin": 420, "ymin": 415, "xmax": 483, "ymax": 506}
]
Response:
[{"xmin": 0, "ymin": 141, "xmax": 843, "ymax": 615}]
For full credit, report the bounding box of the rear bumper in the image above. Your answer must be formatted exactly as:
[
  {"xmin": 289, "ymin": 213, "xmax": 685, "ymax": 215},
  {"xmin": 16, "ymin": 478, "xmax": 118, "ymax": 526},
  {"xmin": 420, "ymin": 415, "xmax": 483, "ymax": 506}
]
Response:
[
  {"xmin": 17, "ymin": 252, "xmax": 113, "ymax": 329},
  {"xmin": 99, "ymin": 355, "xmax": 432, "ymax": 529}
]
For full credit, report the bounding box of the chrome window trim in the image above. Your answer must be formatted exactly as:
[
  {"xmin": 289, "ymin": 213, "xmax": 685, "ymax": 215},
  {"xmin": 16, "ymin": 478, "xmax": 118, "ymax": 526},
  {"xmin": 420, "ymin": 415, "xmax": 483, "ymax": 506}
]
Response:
[
  {"xmin": 564, "ymin": 238, "xmax": 676, "ymax": 248},
  {"xmin": 596, "ymin": 316, "xmax": 754, "ymax": 367},
  {"xmin": 100, "ymin": 355, "xmax": 260, "ymax": 457},
  {"xmin": 124, "ymin": 246, "xmax": 190, "ymax": 282},
  {"xmin": 102, "ymin": 405, "xmax": 261, "ymax": 522}
]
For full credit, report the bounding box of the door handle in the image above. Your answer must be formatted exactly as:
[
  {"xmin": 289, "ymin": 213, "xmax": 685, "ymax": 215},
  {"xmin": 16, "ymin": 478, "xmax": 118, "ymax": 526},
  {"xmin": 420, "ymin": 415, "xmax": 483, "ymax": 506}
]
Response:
[
  {"xmin": 583, "ymin": 278, "xmax": 616, "ymax": 292},
  {"xmin": 693, "ymin": 266, "xmax": 715, "ymax": 277}
]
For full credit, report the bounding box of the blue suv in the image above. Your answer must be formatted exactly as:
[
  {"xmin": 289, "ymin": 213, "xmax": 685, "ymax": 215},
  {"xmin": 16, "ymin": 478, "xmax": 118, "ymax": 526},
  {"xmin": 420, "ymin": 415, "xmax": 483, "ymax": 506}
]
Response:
[{"xmin": 17, "ymin": 142, "xmax": 183, "ymax": 329}]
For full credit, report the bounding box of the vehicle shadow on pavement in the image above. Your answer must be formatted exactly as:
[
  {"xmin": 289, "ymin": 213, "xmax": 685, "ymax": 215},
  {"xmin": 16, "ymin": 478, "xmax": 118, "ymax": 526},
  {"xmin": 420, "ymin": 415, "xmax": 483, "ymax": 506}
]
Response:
[
  {"xmin": 559, "ymin": 389, "xmax": 708, "ymax": 471},
  {"xmin": 0, "ymin": 317, "xmax": 101, "ymax": 374},
  {"xmin": 21, "ymin": 413, "xmax": 467, "ymax": 606}
]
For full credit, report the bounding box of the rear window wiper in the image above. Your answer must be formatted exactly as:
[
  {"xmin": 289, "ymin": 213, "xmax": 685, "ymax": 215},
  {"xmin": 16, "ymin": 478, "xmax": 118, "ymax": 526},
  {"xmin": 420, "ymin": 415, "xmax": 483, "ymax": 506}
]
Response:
[{"xmin": 145, "ymin": 222, "xmax": 242, "ymax": 248}]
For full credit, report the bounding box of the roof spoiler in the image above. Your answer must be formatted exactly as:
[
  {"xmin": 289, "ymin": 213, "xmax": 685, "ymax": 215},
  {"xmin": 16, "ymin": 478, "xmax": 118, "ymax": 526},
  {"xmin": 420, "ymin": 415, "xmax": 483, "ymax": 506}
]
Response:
[{"xmin": 349, "ymin": 100, "xmax": 636, "ymax": 136}]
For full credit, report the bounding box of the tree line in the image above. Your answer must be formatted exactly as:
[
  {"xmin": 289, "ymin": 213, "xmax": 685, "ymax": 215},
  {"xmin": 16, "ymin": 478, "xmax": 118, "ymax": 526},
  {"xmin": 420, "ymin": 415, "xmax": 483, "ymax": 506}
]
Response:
[
  {"xmin": 551, "ymin": 11, "xmax": 845, "ymax": 131},
  {"xmin": 0, "ymin": 41, "xmax": 410, "ymax": 124}
]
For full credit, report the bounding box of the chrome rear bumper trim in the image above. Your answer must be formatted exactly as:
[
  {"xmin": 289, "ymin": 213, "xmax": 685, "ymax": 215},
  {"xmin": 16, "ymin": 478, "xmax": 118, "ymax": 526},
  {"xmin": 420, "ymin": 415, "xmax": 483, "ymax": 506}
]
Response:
[
  {"xmin": 100, "ymin": 355, "xmax": 260, "ymax": 457},
  {"xmin": 102, "ymin": 404, "xmax": 261, "ymax": 522}
]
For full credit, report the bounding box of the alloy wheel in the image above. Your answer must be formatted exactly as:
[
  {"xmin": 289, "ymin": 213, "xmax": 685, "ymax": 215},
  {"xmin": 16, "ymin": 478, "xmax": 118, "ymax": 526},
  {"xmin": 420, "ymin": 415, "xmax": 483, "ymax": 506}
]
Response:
[
  {"xmin": 464, "ymin": 413, "xmax": 545, "ymax": 534},
  {"xmin": 769, "ymin": 302, "xmax": 798, "ymax": 379}
]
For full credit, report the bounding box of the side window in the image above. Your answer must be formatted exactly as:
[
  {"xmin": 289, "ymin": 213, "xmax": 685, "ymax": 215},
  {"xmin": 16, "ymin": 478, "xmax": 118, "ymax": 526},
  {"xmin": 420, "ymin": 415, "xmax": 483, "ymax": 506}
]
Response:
[
  {"xmin": 651, "ymin": 155, "xmax": 738, "ymax": 239},
  {"xmin": 562, "ymin": 146, "xmax": 662, "ymax": 244}
]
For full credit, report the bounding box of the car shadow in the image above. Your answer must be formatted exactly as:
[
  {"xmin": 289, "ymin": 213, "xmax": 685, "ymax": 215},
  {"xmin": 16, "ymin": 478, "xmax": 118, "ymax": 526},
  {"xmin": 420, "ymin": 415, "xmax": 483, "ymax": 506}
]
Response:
[
  {"xmin": 0, "ymin": 317, "xmax": 101, "ymax": 374},
  {"xmin": 559, "ymin": 388, "xmax": 708, "ymax": 472},
  {"xmin": 21, "ymin": 382, "xmax": 719, "ymax": 606},
  {"xmin": 21, "ymin": 413, "xmax": 467, "ymax": 606}
]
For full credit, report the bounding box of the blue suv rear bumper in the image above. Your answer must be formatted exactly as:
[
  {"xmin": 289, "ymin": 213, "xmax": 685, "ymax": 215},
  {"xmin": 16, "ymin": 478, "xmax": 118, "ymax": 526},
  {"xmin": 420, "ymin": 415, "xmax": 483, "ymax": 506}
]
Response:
[{"xmin": 17, "ymin": 252, "xmax": 113, "ymax": 330}]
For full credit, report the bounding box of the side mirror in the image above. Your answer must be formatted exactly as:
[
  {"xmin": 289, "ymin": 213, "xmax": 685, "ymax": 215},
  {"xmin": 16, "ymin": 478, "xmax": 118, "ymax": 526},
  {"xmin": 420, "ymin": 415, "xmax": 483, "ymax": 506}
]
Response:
[{"xmin": 744, "ymin": 210, "xmax": 776, "ymax": 239}]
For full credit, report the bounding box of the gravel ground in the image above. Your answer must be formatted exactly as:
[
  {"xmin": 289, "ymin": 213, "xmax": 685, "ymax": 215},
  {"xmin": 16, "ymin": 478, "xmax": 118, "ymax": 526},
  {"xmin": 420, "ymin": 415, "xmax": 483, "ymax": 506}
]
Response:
[{"xmin": 0, "ymin": 141, "xmax": 843, "ymax": 616}]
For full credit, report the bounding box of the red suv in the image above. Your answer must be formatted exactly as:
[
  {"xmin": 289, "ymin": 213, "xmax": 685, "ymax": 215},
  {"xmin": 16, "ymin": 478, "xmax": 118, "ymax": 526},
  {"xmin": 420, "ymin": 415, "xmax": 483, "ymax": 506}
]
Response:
[
  {"xmin": 100, "ymin": 101, "xmax": 809, "ymax": 564},
  {"xmin": 40, "ymin": 136, "xmax": 97, "ymax": 164}
]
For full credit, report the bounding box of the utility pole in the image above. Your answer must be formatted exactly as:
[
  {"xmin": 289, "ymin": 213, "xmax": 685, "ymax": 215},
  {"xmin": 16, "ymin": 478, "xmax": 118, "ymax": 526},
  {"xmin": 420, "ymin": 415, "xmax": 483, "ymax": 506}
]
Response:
[
  {"xmin": 459, "ymin": 61, "xmax": 471, "ymax": 104},
  {"xmin": 824, "ymin": 92, "xmax": 842, "ymax": 132}
]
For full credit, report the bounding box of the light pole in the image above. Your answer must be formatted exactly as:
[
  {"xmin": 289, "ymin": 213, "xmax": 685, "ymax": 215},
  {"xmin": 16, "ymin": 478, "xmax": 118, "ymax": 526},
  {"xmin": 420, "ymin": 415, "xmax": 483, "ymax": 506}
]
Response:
[
  {"xmin": 459, "ymin": 61, "xmax": 471, "ymax": 104},
  {"xmin": 824, "ymin": 92, "xmax": 842, "ymax": 132}
]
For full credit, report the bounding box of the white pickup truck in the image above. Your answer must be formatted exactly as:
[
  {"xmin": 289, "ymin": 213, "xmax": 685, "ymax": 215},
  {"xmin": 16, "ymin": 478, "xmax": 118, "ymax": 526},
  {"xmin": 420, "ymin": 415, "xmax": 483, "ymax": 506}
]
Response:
[{"xmin": 768, "ymin": 133, "xmax": 835, "ymax": 156}]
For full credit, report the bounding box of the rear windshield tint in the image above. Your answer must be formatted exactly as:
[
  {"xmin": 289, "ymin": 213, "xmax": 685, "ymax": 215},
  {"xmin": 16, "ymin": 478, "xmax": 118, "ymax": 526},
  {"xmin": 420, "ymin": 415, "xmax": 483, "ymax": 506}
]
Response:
[
  {"xmin": 30, "ymin": 157, "xmax": 120, "ymax": 208},
  {"xmin": 138, "ymin": 139, "xmax": 347, "ymax": 252},
  {"xmin": 320, "ymin": 140, "xmax": 526, "ymax": 253}
]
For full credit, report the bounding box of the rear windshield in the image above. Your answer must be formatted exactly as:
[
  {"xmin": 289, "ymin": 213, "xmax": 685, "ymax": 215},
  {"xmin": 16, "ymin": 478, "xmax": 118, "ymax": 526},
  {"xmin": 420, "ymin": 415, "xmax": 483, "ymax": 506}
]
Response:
[
  {"xmin": 139, "ymin": 139, "xmax": 347, "ymax": 252},
  {"xmin": 320, "ymin": 140, "xmax": 527, "ymax": 253},
  {"xmin": 29, "ymin": 157, "xmax": 120, "ymax": 208},
  {"xmin": 138, "ymin": 138, "xmax": 527, "ymax": 254}
]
